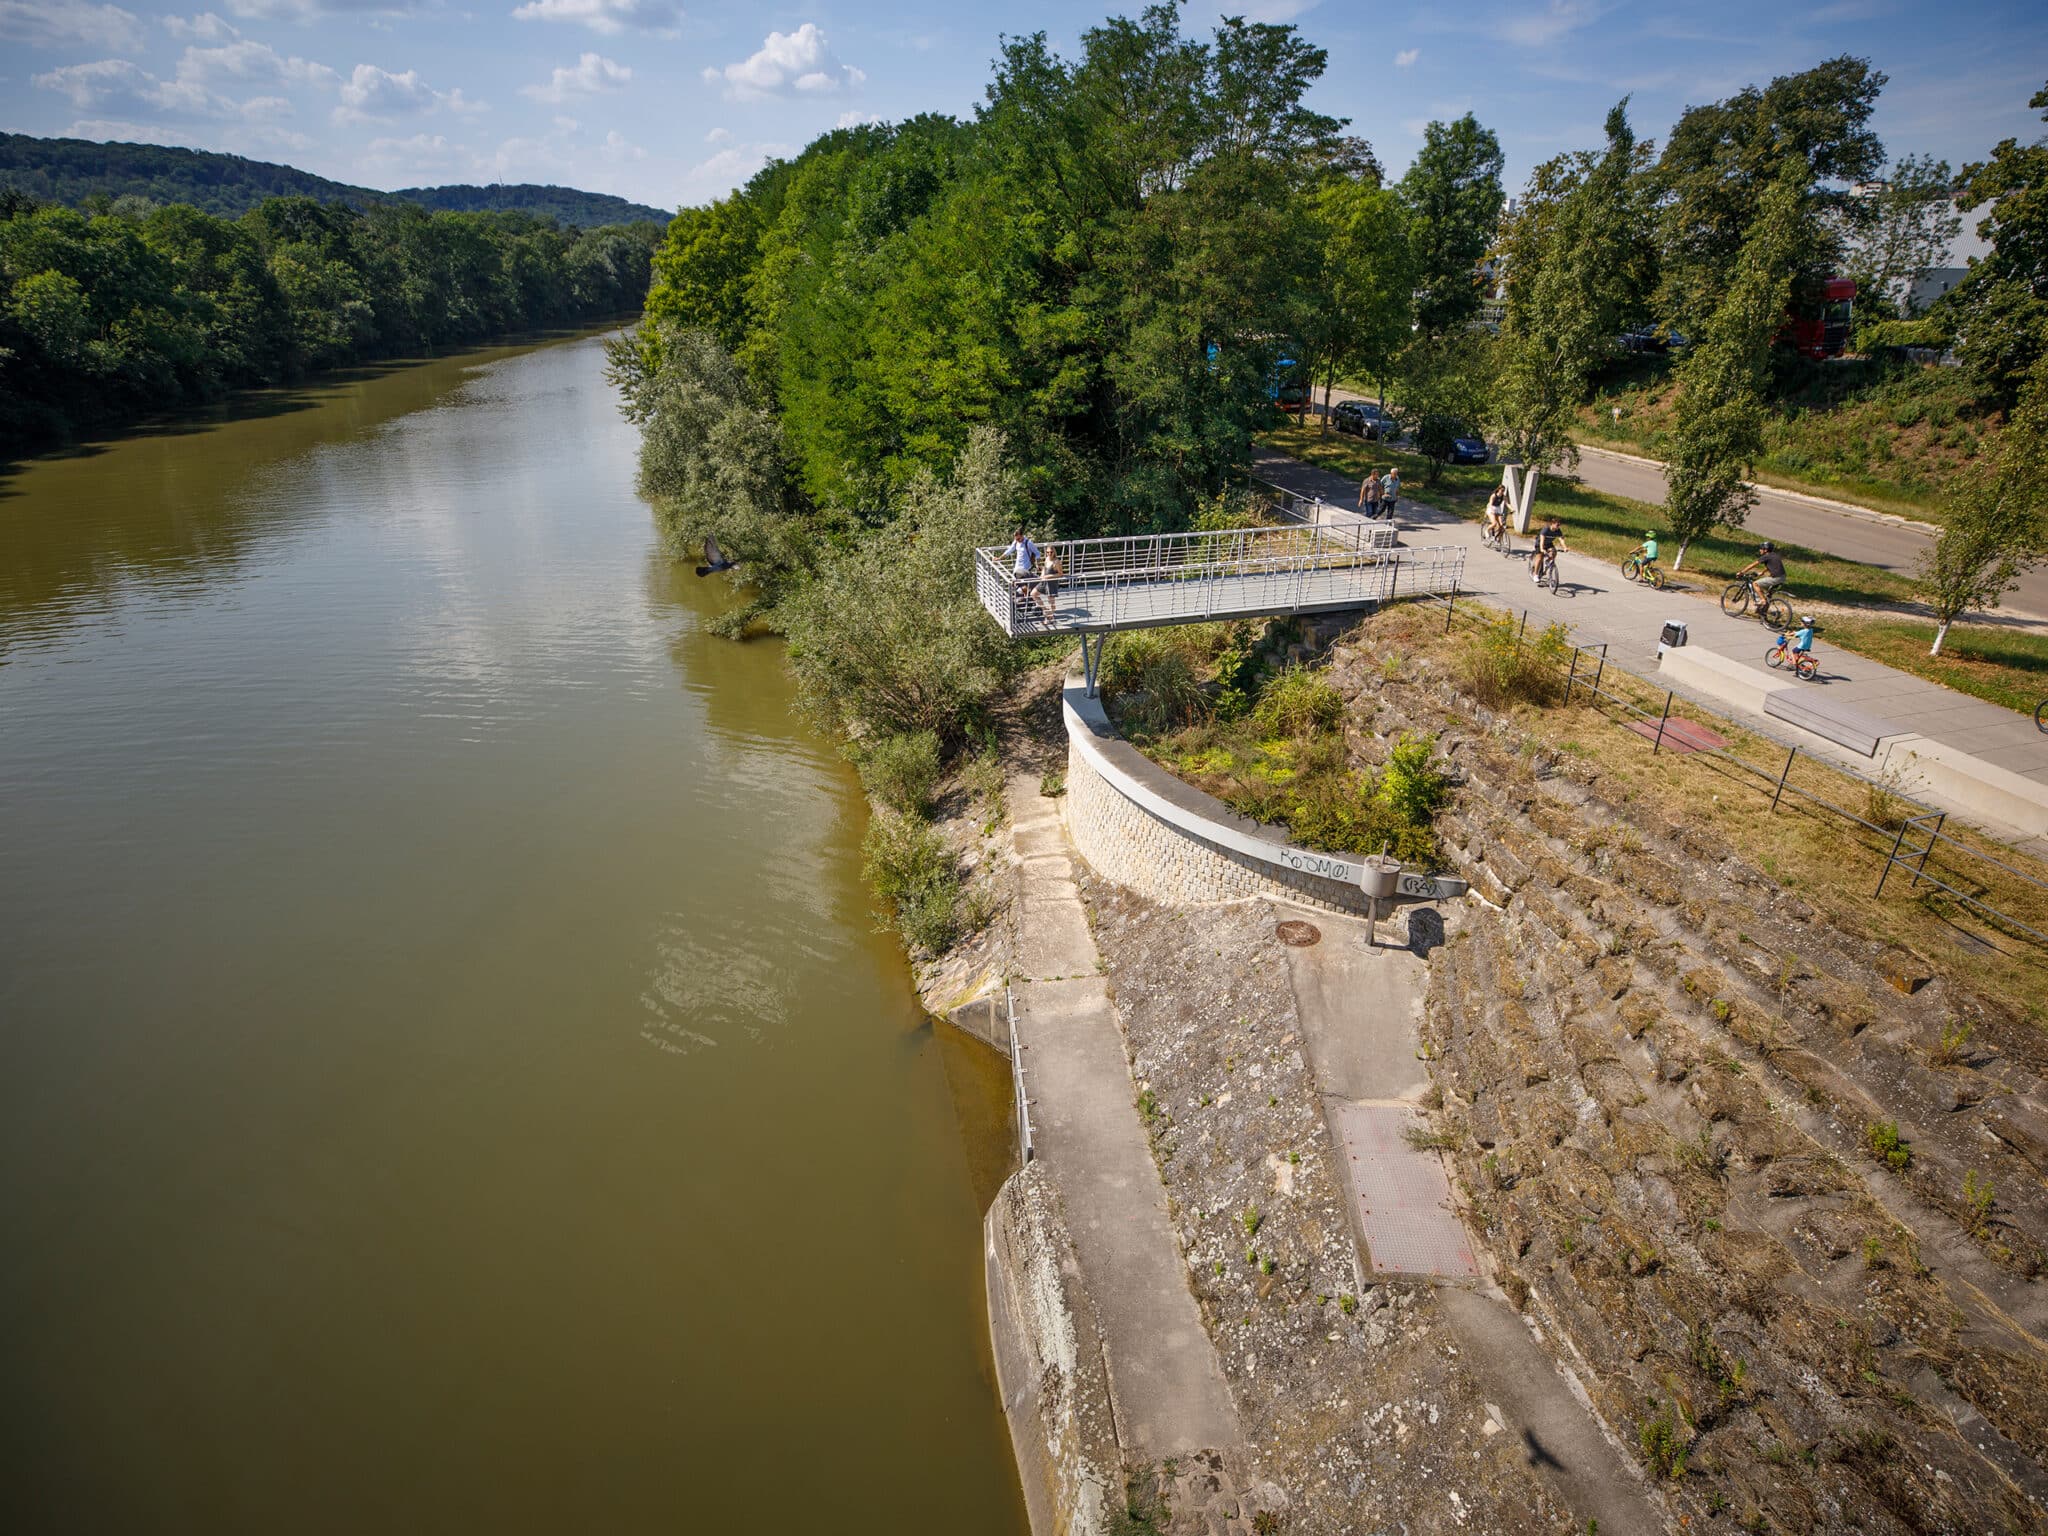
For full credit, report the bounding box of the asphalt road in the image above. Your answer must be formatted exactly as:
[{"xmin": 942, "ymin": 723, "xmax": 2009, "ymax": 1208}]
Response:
[{"xmin": 1312, "ymin": 390, "xmax": 2048, "ymax": 620}]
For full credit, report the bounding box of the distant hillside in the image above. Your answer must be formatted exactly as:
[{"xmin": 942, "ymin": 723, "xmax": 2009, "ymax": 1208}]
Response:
[{"xmin": 0, "ymin": 134, "xmax": 671, "ymax": 227}]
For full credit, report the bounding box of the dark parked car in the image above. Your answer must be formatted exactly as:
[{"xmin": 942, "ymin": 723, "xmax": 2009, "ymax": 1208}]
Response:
[
  {"xmin": 1332, "ymin": 399, "xmax": 1395, "ymax": 439},
  {"xmin": 1449, "ymin": 432, "xmax": 1490, "ymax": 465}
]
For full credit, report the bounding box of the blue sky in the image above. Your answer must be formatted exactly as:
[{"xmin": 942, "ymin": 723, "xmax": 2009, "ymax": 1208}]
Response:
[{"xmin": 1, "ymin": 0, "xmax": 2042, "ymax": 226}]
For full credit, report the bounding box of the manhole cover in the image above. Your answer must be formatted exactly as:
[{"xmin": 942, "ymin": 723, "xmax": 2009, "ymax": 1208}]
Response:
[{"xmin": 1275, "ymin": 920, "xmax": 1321, "ymax": 947}]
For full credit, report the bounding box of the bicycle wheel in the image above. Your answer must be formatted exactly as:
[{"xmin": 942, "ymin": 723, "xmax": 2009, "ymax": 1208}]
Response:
[
  {"xmin": 1621, "ymin": 557, "xmax": 1641, "ymax": 583},
  {"xmin": 1765, "ymin": 646, "xmax": 1785, "ymax": 670},
  {"xmin": 1648, "ymin": 568, "xmax": 1665, "ymax": 590},
  {"xmin": 1796, "ymin": 655, "xmax": 1818, "ymax": 681},
  {"xmin": 1545, "ymin": 558, "xmax": 1560, "ymax": 593},
  {"xmin": 2038, "ymin": 698, "xmax": 2048, "ymax": 731},
  {"xmin": 1721, "ymin": 582, "xmax": 1752, "ymax": 616},
  {"xmin": 1761, "ymin": 593, "xmax": 1794, "ymax": 629}
]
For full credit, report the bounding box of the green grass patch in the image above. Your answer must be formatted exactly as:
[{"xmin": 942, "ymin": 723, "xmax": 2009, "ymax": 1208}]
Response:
[{"xmin": 1814, "ymin": 616, "xmax": 2048, "ymax": 716}]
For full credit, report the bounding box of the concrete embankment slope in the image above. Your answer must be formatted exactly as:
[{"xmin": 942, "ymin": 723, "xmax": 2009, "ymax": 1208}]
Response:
[{"xmin": 983, "ymin": 761, "xmax": 1251, "ymax": 1535}]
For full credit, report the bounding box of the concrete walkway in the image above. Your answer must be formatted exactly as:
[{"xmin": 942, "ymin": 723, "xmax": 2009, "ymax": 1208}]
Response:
[
  {"xmin": 1008, "ymin": 767, "xmax": 1242, "ymax": 1460},
  {"xmin": 1274, "ymin": 903, "xmax": 1671, "ymax": 1534},
  {"xmin": 1304, "ymin": 388, "xmax": 2048, "ymax": 617},
  {"xmin": 1255, "ymin": 448, "xmax": 2048, "ymax": 858}
]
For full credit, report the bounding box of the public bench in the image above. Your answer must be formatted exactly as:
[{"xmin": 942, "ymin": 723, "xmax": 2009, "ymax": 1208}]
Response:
[{"xmin": 1761, "ymin": 690, "xmax": 1904, "ymax": 758}]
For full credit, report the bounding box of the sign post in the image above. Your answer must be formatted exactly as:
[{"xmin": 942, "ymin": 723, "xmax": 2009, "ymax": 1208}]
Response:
[{"xmin": 1503, "ymin": 462, "xmax": 1541, "ymax": 535}]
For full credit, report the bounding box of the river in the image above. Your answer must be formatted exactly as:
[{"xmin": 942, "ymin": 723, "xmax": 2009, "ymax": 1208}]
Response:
[{"xmin": 0, "ymin": 330, "xmax": 1028, "ymax": 1532}]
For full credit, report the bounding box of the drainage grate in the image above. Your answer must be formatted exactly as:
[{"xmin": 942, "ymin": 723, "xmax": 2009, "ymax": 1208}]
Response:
[{"xmin": 1275, "ymin": 920, "xmax": 1322, "ymax": 947}]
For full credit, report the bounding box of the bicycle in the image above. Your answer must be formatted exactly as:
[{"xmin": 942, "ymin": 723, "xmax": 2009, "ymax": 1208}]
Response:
[
  {"xmin": 1765, "ymin": 632, "xmax": 1819, "ymax": 681},
  {"xmin": 1481, "ymin": 518, "xmax": 1511, "ymax": 554},
  {"xmin": 1530, "ymin": 547, "xmax": 1561, "ymax": 592},
  {"xmin": 1721, "ymin": 575, "xmax": 1793, "ymax": 629},
  {"xmin": 1620, "ymin": 552, "xmax": 1665, "ymax": 589}
]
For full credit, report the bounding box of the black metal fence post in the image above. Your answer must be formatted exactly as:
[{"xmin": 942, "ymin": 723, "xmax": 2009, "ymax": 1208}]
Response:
[
  {"xmin": 1910, "ymin": 812, "xmax": 1946, "ymax": 890},
  {"xmin": 1517, "ymin": 609, "xmax": 1528, "ymax": 649},
  {"xmin": 1874, "ymin": 817, "xmax": 1915, "ymax": 898},
  {"xmin": 1771, "ymin": 746, "xmax": 1796, "ymax": 813},
  {"xmin": 1565, "ymin": 648, "xmax": 1580, "ymax": 704},
  {"xmin": 1653, "ymin": 690, "xmax": 1673, "ymax": 754}
]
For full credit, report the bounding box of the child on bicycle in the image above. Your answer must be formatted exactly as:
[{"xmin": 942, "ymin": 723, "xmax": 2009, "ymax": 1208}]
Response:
[
  {"xmin": 1627, "ymin": 531, "xmax": 1661, "ymax": 580},
  {"xmin": 1791, "ymin": 614, "xmax": 1816, "ymax": 657}
]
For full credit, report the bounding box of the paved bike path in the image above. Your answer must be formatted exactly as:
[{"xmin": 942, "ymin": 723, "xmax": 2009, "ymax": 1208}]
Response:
[{"xmin": 1254, "ymin": 449, "xmax": 2048, "ymax": 857}]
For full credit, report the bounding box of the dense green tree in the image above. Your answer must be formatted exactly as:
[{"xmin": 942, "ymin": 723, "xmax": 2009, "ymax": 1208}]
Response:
[
  {"xmin": 1940, "ymin": 82, "xmax": 2048, "ymax": 404},
  {"xmin": 1397, "ymin": 329, "xmax": 1494, "ymax": 484},
  {"xmin": 644, "ymin": 196, "xmax": 762, "ymax": 359},
  {"xmin": 1301, "ymin": 174, "xmax": 1412, "ymax": 424},
  {"xmin": 1397, "ymin": 114, "xmax": 1505, "ymax": 333},
  {"xmin": 1920, "ymin": 350, "xmax": 2048, "ymax": 652},
  {"xmin": 1491, "ymin": 101, "xmax": 1656, "ymax": 471},
  {"xmin": 1662, "ymin": 163, "xmax": 1808, "ymax": 567},
  {"xmin": 0, "ymin": 193, "xmax": 655, "ymax": 451},
  {"xmin": 1654, "ymin": 56, "xmax": 1886, "ymax": 335}
]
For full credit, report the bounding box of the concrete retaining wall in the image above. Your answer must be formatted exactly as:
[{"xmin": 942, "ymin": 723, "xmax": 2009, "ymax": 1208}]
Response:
[
  {"xmin": 984, "ymin": 1165, "xmax": 1119, "ymax": 1536},
  {"xmin": 1657, "ymin": 644, "xmax": 1776, "ymax": 715},
  {"xmin": 1062, "ymin": 685, "xmax": 1369, "ymax": 915},
  {"xmin": 1879, "ymin": 735, "xmax": 2048, "ymax": 838}
]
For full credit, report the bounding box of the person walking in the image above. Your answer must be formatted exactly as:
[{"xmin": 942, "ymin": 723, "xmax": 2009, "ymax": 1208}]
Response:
[
  {"xmin": 1358, "ymin": 469, "xmax": 1382, "ymax": 519},
  {"xmin": 1380, "ymin": 468, "xmax": 1401, "ymax": 521}
]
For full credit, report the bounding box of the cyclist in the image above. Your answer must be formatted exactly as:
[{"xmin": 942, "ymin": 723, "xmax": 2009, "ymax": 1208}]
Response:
[
  {"xmin": 1531, "ymin": 515, "xmax": 1567, "ymax": 585},
  {"xmin": 1625, "ymin": 530, "xmax": 1662, "ymax": 582},
  {"xmin": 1737, "ymin": 541, "xmax": 1786, "ymax": 608},
  {"xmin": 1790, "ymin": 613, "xmax": 1816, "ymax": 659},
  {"xmin": 1483, "ymin": 485, "xmax": 1510, "ymax": 545}
]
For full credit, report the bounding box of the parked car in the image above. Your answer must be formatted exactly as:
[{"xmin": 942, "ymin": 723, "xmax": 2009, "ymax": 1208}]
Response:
[
  {"xmin": 1448, "ymin": 431, "xmax": 1490, "ymax": 465},
  {"xmin": 1332, "ymin": 399, "xmax": 1395, "ymax": 439}
]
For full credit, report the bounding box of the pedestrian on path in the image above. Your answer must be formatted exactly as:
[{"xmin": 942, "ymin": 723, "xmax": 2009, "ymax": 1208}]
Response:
[
  {"xmin": 1358, "ymin": 469, "xmax": 1381, "ymax": 519},
  {"xmin": 1380, "ymin": 468, "xmax": 1401, "ymax": 521}
]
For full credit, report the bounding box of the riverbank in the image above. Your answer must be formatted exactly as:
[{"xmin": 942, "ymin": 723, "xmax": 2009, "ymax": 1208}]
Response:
[{"xmin": 932, "ymin": 597, "xmax": 2048, "ymax": 1533}]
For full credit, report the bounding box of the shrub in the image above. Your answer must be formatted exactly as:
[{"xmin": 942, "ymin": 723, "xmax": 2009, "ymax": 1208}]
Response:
[
  {"xmin": 856, "ymin": 731, "xmax": 942, "ymax": 815},
  {"xmin": 1377, "ymin": 731, "xmax": 1448, "ymax": 823},
  {"xmin": 782, "ymin": 427, "xmax": 1024, "ymax": 745},
  {"xmin": 1118, "ymin": 650, "xmax": 1208, "ymax": 735},
  {"xmin": 1100, "ymin": 631, "xmax": 1168, "ymax": 700},
  {"xmin": 1458, "ymin": 615, "xmax": 1571, "ymax": 708},
  {"xmin": 862, "ymin": 810, "xmax": 963, "ymax": 955},
  {"xmin": 1865, "ymin": 1120, "xmax": 1911, "ymax": 1172},
  {"xmin": 1254, "ymin": 663, "xmax": 1344, "ymax": 737}
]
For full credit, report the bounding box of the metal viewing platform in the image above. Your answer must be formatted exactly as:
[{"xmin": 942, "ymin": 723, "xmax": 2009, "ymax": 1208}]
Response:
[{"xmin": 974, "ymin": 522, "xmax": 1464, "ymax": 689}]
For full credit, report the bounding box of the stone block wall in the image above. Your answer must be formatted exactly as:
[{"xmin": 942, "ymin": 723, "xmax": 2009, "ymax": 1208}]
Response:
[{"xmin": 1064, "ymin": 737, "xmax": 1367, "ymax": 916}]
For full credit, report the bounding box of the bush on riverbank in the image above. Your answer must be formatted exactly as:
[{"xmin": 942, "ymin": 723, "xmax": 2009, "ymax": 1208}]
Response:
[
  {"xmin": 1109, "ymin": 622, "xmax": 1450, "ymax": 866},
  {"xmin": 854, "ymin": 731, "xmax": 944, "ymax": 816},
  {"xmin": 862, "ymin": 810, "xmax": 968, "ymax": 955}
]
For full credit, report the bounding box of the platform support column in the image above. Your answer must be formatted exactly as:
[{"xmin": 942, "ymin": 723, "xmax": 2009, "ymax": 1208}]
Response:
[{"xmin": 1080, "ymin": 634, "xmax": 1104, "ymax": 697}]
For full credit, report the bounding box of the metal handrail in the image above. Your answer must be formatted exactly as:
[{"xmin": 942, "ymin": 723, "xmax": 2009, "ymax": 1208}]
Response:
[{"xmin": 1006, "ymin": 987, "xmax": 1034, "ymax": 1165}]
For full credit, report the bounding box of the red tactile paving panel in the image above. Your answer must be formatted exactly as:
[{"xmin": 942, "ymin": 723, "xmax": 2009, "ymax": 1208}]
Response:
[
  {"xmin": 1624, "ymin": 717, "xmax": 1729, "ymax": 754},
  {"xmin": 1331, "ymin": 1100, "xmax": 1479, "ymax": 1279}
]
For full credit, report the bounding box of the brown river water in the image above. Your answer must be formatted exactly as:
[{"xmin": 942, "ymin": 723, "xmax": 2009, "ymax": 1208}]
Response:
[{"xmin": 0, "ymin": 330, "xmax": 1028, "ymax": 1533}]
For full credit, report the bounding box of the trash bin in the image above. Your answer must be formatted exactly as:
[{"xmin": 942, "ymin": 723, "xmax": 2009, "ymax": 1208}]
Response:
[
  {"xmin": 1359, "ymin": 855, "xmax": 1402, "ymax": 901},
  {"xmin": 1659, "ymin": 620, "xmax": 1687, "ymax": 652}
]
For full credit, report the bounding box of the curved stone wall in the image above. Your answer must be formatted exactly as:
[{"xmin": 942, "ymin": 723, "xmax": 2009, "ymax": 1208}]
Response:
[{"xmin": 1062, "ymin": 685, "xmax": 1369, "ymax": 916}]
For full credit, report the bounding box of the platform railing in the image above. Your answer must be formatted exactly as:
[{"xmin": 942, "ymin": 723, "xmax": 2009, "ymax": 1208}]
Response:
[{"xmin": 974, "ymin": 525, "xmax": 1462, "ymax": 636}]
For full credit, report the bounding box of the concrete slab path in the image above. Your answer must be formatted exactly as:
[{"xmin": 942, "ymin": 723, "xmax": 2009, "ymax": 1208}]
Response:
[
  {"xmin": 1254, "ymin": 448, "xmax": 2048, "ymax": 859},
  {"xmin": 1274, "ymin": 902, "xmax": 1671, "ymax": 1533},
  {"xmin": 1007, "ymin": 769, "xmax": 1241, "ymax": 1461}
]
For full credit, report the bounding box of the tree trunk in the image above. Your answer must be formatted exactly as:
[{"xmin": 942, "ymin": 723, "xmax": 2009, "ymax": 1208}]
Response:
[
  {"xmin": 1320, "ymin": 369, "xmax": 1333, "ymax": 434},
  {"xmin": 1930, "ymin": 619, "xmax": 1949, "ymax": 657},
  {"xmin": 1672, "ymin": 540, "xmax": 1689, "ymax": 571}
]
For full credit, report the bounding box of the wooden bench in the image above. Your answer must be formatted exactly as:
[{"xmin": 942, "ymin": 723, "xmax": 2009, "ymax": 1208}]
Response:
[{"xmin": 1762, "ymin": 690, "xmax": 1903, "ymax": 758}]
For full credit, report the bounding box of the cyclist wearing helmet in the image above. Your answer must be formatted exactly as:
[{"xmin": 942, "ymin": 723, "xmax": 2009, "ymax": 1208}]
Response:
[
  {"xmin": 1791, "ymin": 614, "xmax": 1816, "ymax": 656},
  {"xmin": 1737, "ymin": 542, "xmax": 1786, "ymax": 603},
  {"xmin": 1627, "ymin": 530, "xmax": 1661, "ymax": 579}
]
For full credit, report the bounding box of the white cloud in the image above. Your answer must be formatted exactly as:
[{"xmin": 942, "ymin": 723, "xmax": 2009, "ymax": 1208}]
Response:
[
  {"xmin": 162, "ymin": 11, "xmax": 238, "ymax": 40},
  {"xmin": 682, "ymin": 138, "xmax": 791, "ymax": 191},
  {"xmin": 64, "ymin": 116, "xmax": 188, "ymax": 146},
  {"xmin": 178, "ymin": 38, "xmax": 337, "ymax": 89},
  {"xmin": 600, "ymin": 128, "xmax": 645, "ymax": 162},
  {"xmin": 68, "ymin": 114, "xmax": 309, "ymax": 152},
  {"xmin": 509, "ymin": 0, "xmax": 677, "ymax": 36},
  {"xmin": 552, "ymin": 113, "xmax": 580, "ymax": 130},
  {"xmin": 703, "ymin": 24, "xmax": 863, "ymax": 101},
  {"xmin": 1499, "ymin": 1, "xmax": 1611, "ymax": 48},
  {"xmin": 1394, "ymin": 48, "xmax": 1419, "ymax": 68},
  {"xmin": 0, "ymin": 0, "xmax": 144, "ymax": 52},
  {"xmin": 333, "ymin": 62, "xmax": 478, "ymax": 122},
  {"xmin": 35, "ymin": 58, "xmax": 216, "ymax": 116},
  {"xmin": 836, "ymin": 109, "xmax": 881, "ymax": 129},
  {"xmin": 357, "ymin": 131, "xmax": 465, "ymax": 180},
  {"xmin": 521, "ymin": 51, "xmax": 629, "ymax": 103},
  {"xmin": 704, "ymin": 125, "xmax": 730, "ymax": 143}
]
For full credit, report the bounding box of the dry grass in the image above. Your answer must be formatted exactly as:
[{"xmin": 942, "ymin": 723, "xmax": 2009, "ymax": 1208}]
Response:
[{"xmin": 1368, "ymin": 599, "xmax": 2048, "ymax": 1026}]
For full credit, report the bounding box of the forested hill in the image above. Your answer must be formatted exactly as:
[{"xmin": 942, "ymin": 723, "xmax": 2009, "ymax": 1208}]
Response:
[{"xmin": 0, "ymin": 135, "xmax": 670, "ymax": 226}]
